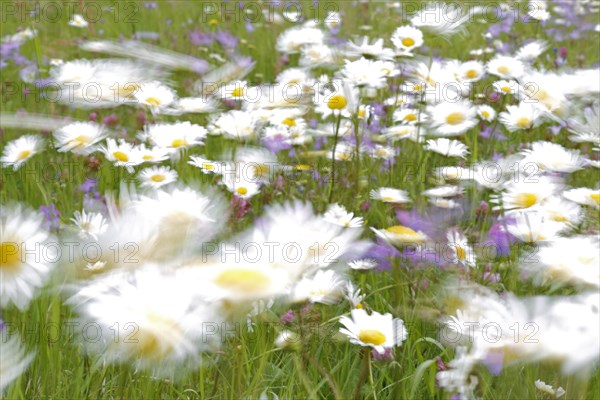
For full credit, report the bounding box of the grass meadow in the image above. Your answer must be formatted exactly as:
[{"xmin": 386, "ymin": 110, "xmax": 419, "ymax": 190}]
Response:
[{"xmin": 1, "ymin": 1, "xmax": 599, "ymax": 399}]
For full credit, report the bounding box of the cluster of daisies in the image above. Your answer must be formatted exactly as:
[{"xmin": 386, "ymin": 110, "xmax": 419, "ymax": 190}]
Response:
[{"xmin": 1, "ymin": 0, "xmax": 599, "ymax": 398}]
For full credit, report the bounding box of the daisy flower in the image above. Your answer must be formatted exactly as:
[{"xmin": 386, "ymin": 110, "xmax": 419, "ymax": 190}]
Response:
[
  {"xmin": 0, "ymin": 334, "xmax": 35, "ymax": 392},
  {"xmin": 70, "ymin": 210, "xmax": 108, "ymax": 240},
  {"xmin": 425, "ymin": 138, "xmax": 470, "ymax": 159},
  {"xmin": 410, "ymin": 3, "xmax": 469, "ymax": 36},
  {"xmin": 563, "ymin": 187, "xmax": 600, "ymax": 209},
  {"xmin": 391, "ymin": 26, "xmax": 423, "ymax": 55},
  {"xmin": 189, "ymin": 156, "xmax": 225, "ymax": 174},
  {"xmin": 339, "ymin": 57, "xmax": 388, "ymax": 89},
  {"xmin": 426, "ymin": 100, "xmax": 477, "ymax": 136},
  {"xmin": 491, "ymin": 177, "xmax": 561, "ymax": 212},
  {"xmin": 515, "ymin": 40, "xmax": 548, "ymax": 62},
  {"xmin": 68, "ymin": 14, "xmax": 88, "ymax": 28},
  {"xmin": 487, "ymin": 55, "xmax": 525, "ymax": 79},
  {"xmin": 339, "ymin": 308, "xmax": 407, "ymax": 354},
  {"xmin": 477, "ymin": 105, "xmax": 496, "ymax": 122},
  {"xmin": 370, "ymin": 187, "xmax": 411, "ymax": 204},
  {"xmin": 276, "ymin": 25, "xmax": 325, "ymax": 54},
  {"xmin": 133, "ymin": 81, "xmax": 177, "ymax": 112},
  {"xmin": 423, "ymin": 185, "xmax": 464, "ymax": 198},
  {"xmin": 222, "ymin": 171, "xmax": 261, "ymax": 199},
  {"xmin": 539, "ymin": 196, "xmax": 583, "ymax": 228},
  {"xmin": 323, "ymin": 204, "xmax": 364, "ymax": 228},
  {"xmin": 345, "ymin": 282, "xmax": 365, "ymax": 308},
  {"xmin": 493, "ymin": 80, "xmax": 519, "ymax": 95},
  {"xmin": 344, "ymin": 37, "xmax": 395, "ymax": 61},
  {"xmin": 100, "ymin": 138, "xmax": 141, "ymax": 173},
  {"xmin": 348, "ymin": 259, "xmax": 378, "ymax": 270},
  {"xmin": 499, "ymin": 102, "xmax": 545, "ymax": 132},
  {"xmin": 292, "ymin": 269, "xmax": 345, "ymax": 305},
  {"xmin": 68, "ymin": 267, "xmax": 220, "ymax": 374},
  {"xmin": 138, "ymin": 166, "xmax": 178, "ymax": 189},
  {"xmin": 176, "ymin": 97, "xmax": 218, "ymax": 114},
  {"xmin": 393, "ymin": 107, "xmax": 425, "ymax": 125},
  {"xmin": 520, "ymin": 141, "xmax": 586, "ymax": 173},
  {"xmin": 220, "ymin": 80, "xmax": 249, "ymax": 101},
  {"xmin": 503, "ymin": 211, "xmax": 564, "ymax": 243},
  {"xmin": 371, "ymin": 225, "xmax": 428, "ymax": 246},
  {"xmin": 1, "ymin": 203, "xmax": 57, "ymax": 310},
  {"xmin": 446, "ymin": 229, "xmax": 476, "ymax": 268},
  {"xmin": 135, "ymin": 144, "xmax": 170, "ymax": 164},
  {"xmin": 455, "ymin": 60, "xmax": 485, "ymax": 83},
  {"xmin": 144, "ymin": 122, "xmax": 207, "ymax": 153},
  {"xmin": 1, "ymin": 135, "xmax": 44, "ymax": 170},
  {"xmin": 209, "ymin": 110, "xmax": 257, "ymax": 139},
  {"xmin": 523, "ymin": 236, "xmax": 599, "ymax": 289},
  {"xmin": 53, "ymin": 122, "xmax": 106, "ymax": 155}
]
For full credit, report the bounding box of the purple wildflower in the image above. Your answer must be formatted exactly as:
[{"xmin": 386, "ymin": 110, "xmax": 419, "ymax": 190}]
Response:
[{"xmin": 40, "ymin": 204, "xmax": 60, "ymax": 232}]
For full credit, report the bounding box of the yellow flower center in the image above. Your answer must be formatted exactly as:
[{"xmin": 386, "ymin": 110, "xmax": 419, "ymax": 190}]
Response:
[
  {"xmin": 282, "ymin": 117, "xmax": 296, "ymax": 127},
  {"xmin": 456, "ymin": 246, "xmax": 466, "ymax": 261},
  {"xmin": 413, "ymin": 84, "xmax": 423, "ymax": 91},
  {"xmin": 465, "ymin": 69, "xmax": 478, "ymax": 79},
  {"xmin": 385, "ymin": 225, "xmax": 419, "ymax": 238},
  {"xmin": 501, "ymin": 86, "xmax": 511, "ymax": 93},
  {"xmin": 17, "ymin": 150, "xmax": 31, "ymax": 161},
  {"xmin": 203, "ymin": 163, "xmax": 215, "ymax": 171},
  {"xmin": 214, "ymin": 269, "xmax": 271, "ymax": 293},
  {"xmin": 446, "ymin": 112, "xmax": 465, "ymax": 125},
  {"xmin": 515, "ymin": 193, "xmax": 538, "ymax": 208},
  {"xmin": 516, "ymin": 117, "xmax": 531, "ymax": 129},
  {"xmin": 357, "ymin": 109, "xmax": 366, "ymax": 118},
  {"xmin": 497, "ymin": 65, "xmax": 510, "ymax": 75},
  {"xmin": 113, "ymin": 151, "xmax": 129, "ymax": 162},
  {"xmin": 590, "ymin": 193, "xmax": 600, "ymax": 205},
  {"xmin": 209, "ymin": 18, "xmax": 219, "ymax": 26},
  {"xmin": 132, "ymin": 313, "xmax": 179, "ymax": 359},
  {"xmin": 142, "ymin": 155, "xmax": 153, "ymax": 161},
  {"xmin": 70, "ymin": 135, "xmax": 90, "ymax": 148},
  {"xmin": 481, "ymin": 111, "xmax": 490, "ymax": 118},
  {"xmin": 1, "ymin": 242, "xmax": 21, "ymax": 270},
  {"xmin": 358, "ymin": 329, "xmax": 386, "ymax": 345},
  {"xmin": 327, "ymin": 94, "xmax": 347, "ymax": 110},
  {"xmin": 171, "ymin": 139, "xmax": 188, "ymax": 148},
  {"xmin": 381, "ymin": 67, "xmax": 391, "ymax": 76},
  {"xmin": 401, "ymin": 37, "xmax": 415, "ymax": 47},
  {"xmin": 231, "ymin": 87, "xmax": 244, "ymax": 98},
  {"xmin": 145, "ymin": 97, "xmax": 161, "ymax": 106},
  {"xmin": 381, "ymin": 196, "xmax": 396, "ymax": 202},
  {"xmin": 296, "ymin": 164, "xmax": 311, "ymax": 171},
  {"xmin": 150, "ymin": 174, "xmax": 165, "ymax": 182},
  {"xmin": 236, "ymin": 187, "xmax": 248, "ymax": 196},
  {"xmin": 355, "ymin": 303, "xmax": 363, "ymax": 309},
  {"xmin": 404, "ymin": 113, "xmax": 418, "ymax": 122}
]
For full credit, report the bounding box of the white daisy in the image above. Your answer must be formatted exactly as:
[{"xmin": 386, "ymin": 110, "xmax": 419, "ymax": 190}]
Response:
[
  {"xmin": 1, "ymin": 135, "xmax": 44, "ymax": 170},
  {"xmin": 53, "ymin": 122, "xmax": 106, "ymax": 155},
  {"xmin": 371, "ymin": 225, "xmax": 428, "ymax": 246},
  {"xmin": 138, "ymin": 166, "xmax": 178, "ymax": 189},
  {"xmin": 100, "ymin": 138, "xmax": 141, "ymax": 173},
  {"xmin": 0, "ymin": 334, "xmax": 35, "ymax": 392},
  {"xmin": 133, "ymin": 81, "xmax": 176, "ymax": 112},
  {"xmin": 68, "ymin": 14, "xmax": 88, "ymax": 28},
  {"xmin": 323, "ymin": 204, "xmax": 364, "ymax": 228},
  {"xmin": 391, "ymin": 26, "xmax": 424, "ymax": 55},
  {"xmin": 425, "ymin": 138, "xmax": 470, "ymax": 159},
  {"xmin": 70, "ymin": 210, "xmax": 108, "ymax": 240},
  {"xmin": 348, "ymin": 259, "xmax": 378, "ymax": 270},
  {"xmin": 370, "ymin": 187, "xmax": 411, "ymax": 204},
  {"xmin": 1, "ymin": 203, "xmax": 57, "ymax": 310},
  {"xmin": 487, "ymin": 55, "xmax": 525, "ymax": 79},
  {"xmin": 563, "ymin": 187, "xmax": 600, "ymax": 209},
  {"xmin": 426, "ymin": 100, "xmax": 477, "ymax": 136},
  {"xmin": 477, "ymin": 105, "xmax": 496, "ymax": 122},
  {"xmin": 499, "ymin": 102, "xmax": 545, "ymax": 132},
  {"xmin": 520, "ymin": 141, "xmax": 586, "ymax": 173},
  {"xmin": 339, "ymin": 308, "xmax": 407, "ymax": 354},
  {"xmin": 292, "ymin": 269, "xmax": 345, "ymax": 305}
]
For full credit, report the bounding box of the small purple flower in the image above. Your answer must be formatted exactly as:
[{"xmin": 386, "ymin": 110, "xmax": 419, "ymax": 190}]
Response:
[
  {"xmin": 215, "ymin": 30, "xmax": 238, "ymax": 49},
  {"xmin": 482, "ymin": 350, "xmax": 504, "ymax": 376},
  {"xmin": 189, "ymin": 30, "xmax": 214, "ymax": 46},
  {"xmin": 79, "ymin": 178, "xmax": 97, "ymax": 193},
  {"xmin": 280, "ymin": 310, "xmax": 295, "ymax": 324},
  {"xmin": 262, "ymin": 135, "xmax": 291, "ymax": 153},
  {"xmin": 40, "ymin": 204, "xmax": 60, "ymax": 232},
  {"xmin": 102, "ymin": 113, "xmax": 118, "ymax": 126}
]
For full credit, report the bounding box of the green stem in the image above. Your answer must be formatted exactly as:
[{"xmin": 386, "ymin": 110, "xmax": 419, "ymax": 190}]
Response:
[
  {"xmin": 354, "ymin": 348, "xmax": 370, "ymax": 400},
  {"xmin": 328, "ymin": 113, "xmax": 342, "ymax": 203}
]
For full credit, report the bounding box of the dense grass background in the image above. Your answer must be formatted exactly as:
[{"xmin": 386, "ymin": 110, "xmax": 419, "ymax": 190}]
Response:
[{"xmin": 1, "ymin": 1, "xmax": 599, "ymax": 399}]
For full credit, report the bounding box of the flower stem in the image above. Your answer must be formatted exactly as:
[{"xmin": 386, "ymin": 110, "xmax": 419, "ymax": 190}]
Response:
[
  {"xmin": 354, "ymin": 348, "xmax": 370, "ymax": 400},
  {"xmin": 329, "ymin": 113, "xmax": 343, "ymax": 203}
]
